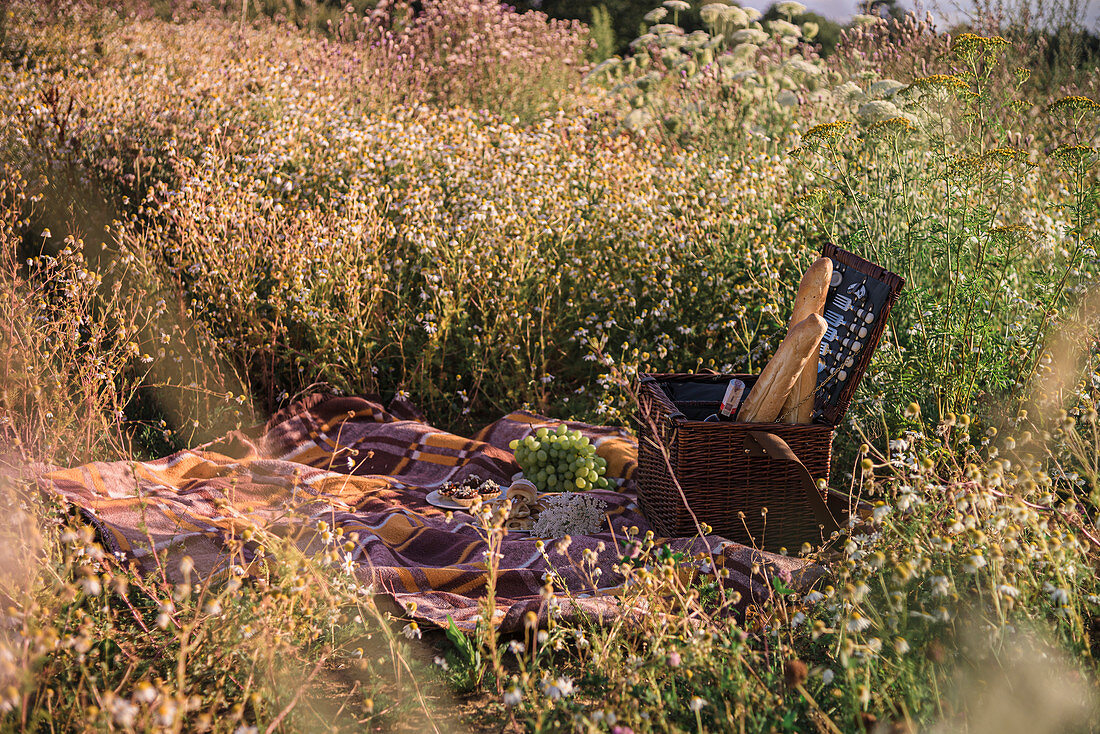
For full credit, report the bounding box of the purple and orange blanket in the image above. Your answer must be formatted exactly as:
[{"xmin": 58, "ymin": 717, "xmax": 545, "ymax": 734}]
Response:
[{"xmin": 39, "ymin": 394, "xmax": 818, "ymax": 631}]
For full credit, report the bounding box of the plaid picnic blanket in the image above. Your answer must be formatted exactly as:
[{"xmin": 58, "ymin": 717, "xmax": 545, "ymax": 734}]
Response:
[{"xmin": 39, "ymin": 394, "xmax": 818, "ymax": 631}]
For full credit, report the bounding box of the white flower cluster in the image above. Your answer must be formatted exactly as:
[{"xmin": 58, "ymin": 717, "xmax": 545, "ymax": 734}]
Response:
[
  {"xmin": 540, "ymin": 675, "xmax": 574, "ymax": 700},
  {"xmin": 532, "ymin": 493, "xmax": 609, "ymax": 538}
]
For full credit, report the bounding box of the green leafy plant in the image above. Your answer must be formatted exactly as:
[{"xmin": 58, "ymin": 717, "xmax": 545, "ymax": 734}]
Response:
[{"xmin": 792, "ymin": 34, "xmax": 1099, "ymax": 424}]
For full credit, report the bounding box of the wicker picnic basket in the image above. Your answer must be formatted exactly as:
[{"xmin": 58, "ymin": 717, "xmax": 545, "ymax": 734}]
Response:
[{"xmin": 636, "ymin": 245, "xmax": 904, "ymax": 551}]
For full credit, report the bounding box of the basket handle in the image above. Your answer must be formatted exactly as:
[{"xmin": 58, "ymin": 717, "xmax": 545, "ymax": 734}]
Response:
[{"xmin": 743, "ymin": 430, "xmax": 841, "ymax": 533}]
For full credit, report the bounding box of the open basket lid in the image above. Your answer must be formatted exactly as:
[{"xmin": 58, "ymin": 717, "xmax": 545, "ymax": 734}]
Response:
[{"xmin": 813, "ymin": 244, "xmax": 905, "ymax": 427}]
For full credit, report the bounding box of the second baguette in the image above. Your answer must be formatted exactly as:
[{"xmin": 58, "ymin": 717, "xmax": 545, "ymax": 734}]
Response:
[
  {"xmin": 738, "ymin": 313, "xmax": 828, "ymax": 424},
  {"xmin": 782, "ymin": 257, "xmax": 833, "ymax": 424}
]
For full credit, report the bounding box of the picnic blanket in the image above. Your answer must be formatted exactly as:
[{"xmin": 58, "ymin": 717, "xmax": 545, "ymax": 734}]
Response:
[{"xmin": 39, "ymin": 394, "xmax": 819, "ymax": 631}]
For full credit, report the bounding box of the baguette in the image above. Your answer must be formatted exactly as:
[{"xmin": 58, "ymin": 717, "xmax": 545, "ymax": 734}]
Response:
[
  {"xmin": 738, "ymin": 313, "xmax": 828, "ymax": 424},
  {"xmin": 783, "ymin": 354, "xmax": 823, "ymax": 424},
  {"xmin": 782, "ymin": 257, "xmax": 833, "ymax": 424},
  {"xmin": 786, "ymin": 257, "xmax": 834, "ymax": 326}
]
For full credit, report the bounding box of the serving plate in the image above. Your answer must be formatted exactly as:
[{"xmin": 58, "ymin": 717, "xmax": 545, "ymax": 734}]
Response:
[
  {"xmin": 425, "ymin": 489, "xmax": 501, "ymax": 510},
  {"xmin": 425, "ymin": 489, "xmax": 541, "ymax": 534}
]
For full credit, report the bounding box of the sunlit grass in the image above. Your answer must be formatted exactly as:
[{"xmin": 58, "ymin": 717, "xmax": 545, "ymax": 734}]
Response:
[{"xmin": 0, "ymin": 0, "xmax": 1098, "ymax": 731}]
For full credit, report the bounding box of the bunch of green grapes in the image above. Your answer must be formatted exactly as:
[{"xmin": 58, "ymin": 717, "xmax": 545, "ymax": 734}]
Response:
[{"xmin": 509, "ymin": 425, "xmax": 610, "ymax": 492}]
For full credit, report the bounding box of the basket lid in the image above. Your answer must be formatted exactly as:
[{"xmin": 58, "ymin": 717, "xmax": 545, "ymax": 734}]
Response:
[{"xmin": 813, "ymin": 244, "xmax": 904, "ymax": 426}]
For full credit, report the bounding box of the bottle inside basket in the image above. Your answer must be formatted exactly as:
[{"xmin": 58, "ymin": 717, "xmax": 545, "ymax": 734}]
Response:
[{"xmin": 718, "ymin": 379, "xmax": 746, "ymax": 420}]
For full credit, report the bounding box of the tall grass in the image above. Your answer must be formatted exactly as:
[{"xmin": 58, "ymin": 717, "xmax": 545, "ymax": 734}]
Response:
[{"xmin": 0, "ymin": 0, "xmax": 1098, "ymax": 731}]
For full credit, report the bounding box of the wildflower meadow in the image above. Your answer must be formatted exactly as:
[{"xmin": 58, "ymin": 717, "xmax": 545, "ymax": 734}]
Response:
[{"xmin": 0, "ymin": 0, "xmax": 1099, "ymax": 731}]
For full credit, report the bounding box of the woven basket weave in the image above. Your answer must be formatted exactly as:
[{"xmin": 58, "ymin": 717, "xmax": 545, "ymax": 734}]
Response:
[
  {"xmin": 635, "ymin": 245, "xmax": 904, "ymax": 551},
  {"xmin": 637, "ymin": 373, "xmax": 836, "ymax": 551}
]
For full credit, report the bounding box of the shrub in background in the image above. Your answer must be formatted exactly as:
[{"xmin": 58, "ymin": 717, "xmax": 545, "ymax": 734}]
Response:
[
  {"xmin": 360, "ymin": 0, "xmax": 591, "ymax": 122},
  {"xmin": 587, "ymin": 1, "xmax": 833, "ymax": 154}
]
